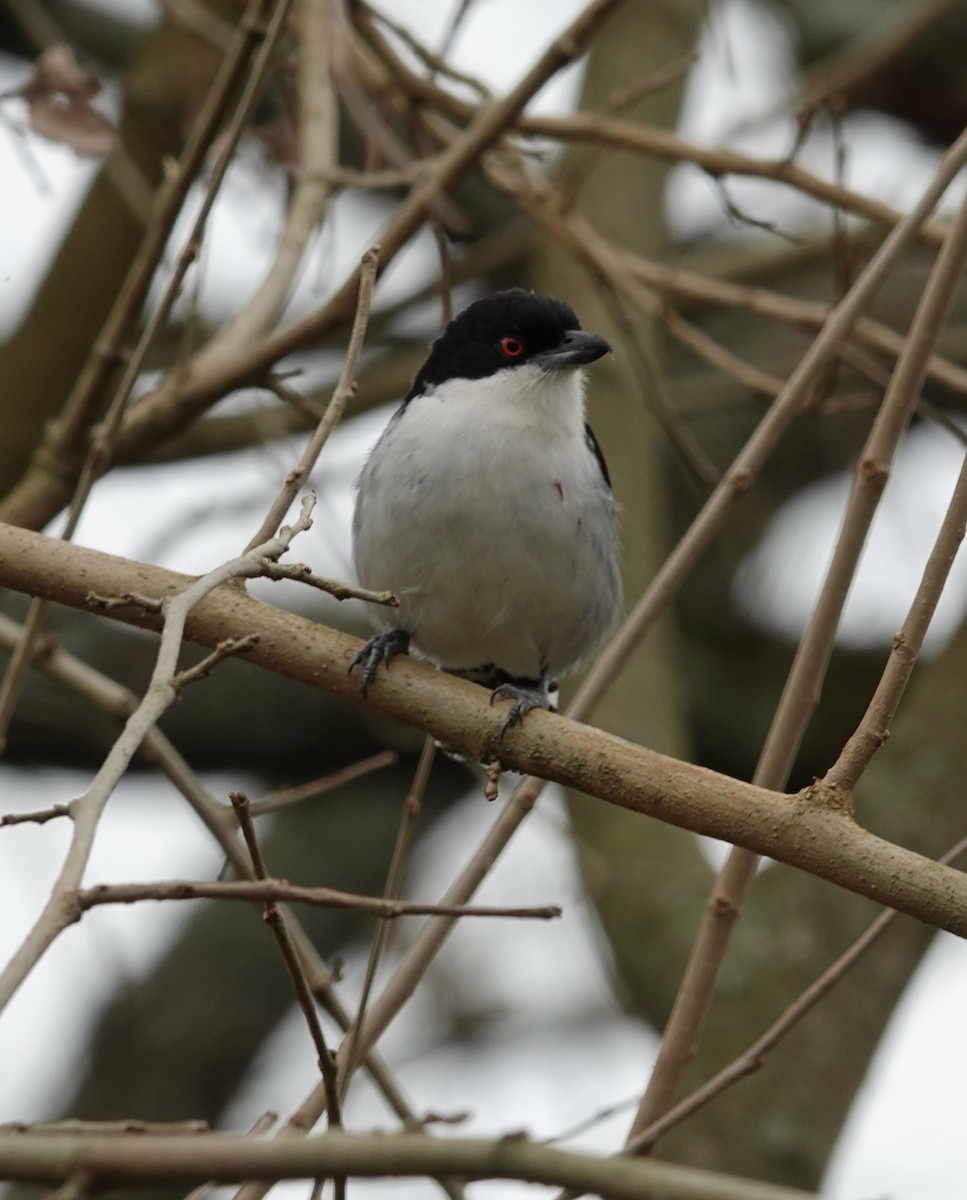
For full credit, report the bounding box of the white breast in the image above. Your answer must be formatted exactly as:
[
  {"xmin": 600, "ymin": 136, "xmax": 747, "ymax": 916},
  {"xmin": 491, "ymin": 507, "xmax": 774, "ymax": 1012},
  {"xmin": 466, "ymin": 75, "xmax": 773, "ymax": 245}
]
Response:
[{"xmin": 352, "ymin": 364, "xmax": 621, "ymax": 680}]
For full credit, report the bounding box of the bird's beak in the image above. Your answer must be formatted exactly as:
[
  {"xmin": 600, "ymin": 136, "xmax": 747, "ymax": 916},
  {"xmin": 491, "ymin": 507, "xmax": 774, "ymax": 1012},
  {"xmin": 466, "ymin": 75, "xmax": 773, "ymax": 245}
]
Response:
[{"xmin": 534, "ymin": 329, "xmax": 611, "ymax": 371}]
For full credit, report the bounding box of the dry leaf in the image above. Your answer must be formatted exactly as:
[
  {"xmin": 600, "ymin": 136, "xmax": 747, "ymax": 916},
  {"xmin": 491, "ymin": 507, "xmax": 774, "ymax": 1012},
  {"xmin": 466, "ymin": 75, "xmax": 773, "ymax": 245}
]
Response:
[{"xmin": 22, "ymin": 44, "xmax": 118, "ymax": 157}]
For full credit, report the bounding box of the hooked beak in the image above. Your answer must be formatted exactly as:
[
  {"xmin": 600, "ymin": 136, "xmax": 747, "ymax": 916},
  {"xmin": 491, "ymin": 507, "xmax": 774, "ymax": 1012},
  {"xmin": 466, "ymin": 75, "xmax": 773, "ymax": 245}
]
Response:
[{"xmin": 534, "ymin": 329, "xmax": 611, "ymax": 371}]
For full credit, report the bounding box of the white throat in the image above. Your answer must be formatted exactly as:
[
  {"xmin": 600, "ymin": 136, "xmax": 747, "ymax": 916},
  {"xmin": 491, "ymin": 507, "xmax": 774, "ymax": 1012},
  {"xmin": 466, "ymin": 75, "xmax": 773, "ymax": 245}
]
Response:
[{"xmin": 418, "ymin": 363, "xmax": 588, "ymax": 439}]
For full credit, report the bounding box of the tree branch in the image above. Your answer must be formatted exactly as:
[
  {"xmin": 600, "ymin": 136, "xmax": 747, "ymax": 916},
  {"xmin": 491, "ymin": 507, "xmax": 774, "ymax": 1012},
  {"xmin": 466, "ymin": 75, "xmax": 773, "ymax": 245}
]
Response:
[
  {"xmin": 76, "ymin": 879, "xmax": 560, "ymax": 920},
  {"xmin": 1, "ymin": 520, "xmax": 966, "ymax": 936},
  {"xmin": 0, "ymin": 1128, "xmax": 819, "ymax": 1200}
]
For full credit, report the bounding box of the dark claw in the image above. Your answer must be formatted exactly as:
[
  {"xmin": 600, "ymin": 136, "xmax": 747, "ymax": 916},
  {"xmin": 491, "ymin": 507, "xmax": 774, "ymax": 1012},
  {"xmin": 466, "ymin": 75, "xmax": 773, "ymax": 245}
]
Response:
[
  {"xmin": 349, "ymin": 629, "xmax": 411, "ymax": 694},
  {"xmin": 490, "ymin": 668, "xmax": 555, "ymax": 737}
]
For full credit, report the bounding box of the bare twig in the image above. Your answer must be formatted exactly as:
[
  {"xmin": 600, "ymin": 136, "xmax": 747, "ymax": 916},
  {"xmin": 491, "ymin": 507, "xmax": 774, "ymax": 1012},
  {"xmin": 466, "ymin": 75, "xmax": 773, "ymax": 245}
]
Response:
[
  {"xmin": 229, "ymin": 790, "xmax": 343, "ymax": 1140},
  {"xmin": 0, "ymin": 600, "xmax": 50, "ymax": 753},
  {"xmin": 242, "ymin": 244, "xmax": 380, "ymax": 552},
  {"xmin": 247, "ymin": 751, "xmax": 399, "ymax": 817},
  {"xmin": 0, "ymin": 804, "xmax": 72, "ymax": 828},
  {"xmin": 76, "ymin": 879, "xmax": 561, "ymax": 922},
  {"xmin": 604, "ymin": 53, "xmax": 697, "ymax": 111},
  {"xmin": 171, "ymin": 634, "xmax": 260, "ymax": 690},
  {"xmin": 1, "ymin": 1120, "xmax": 208, "ymax": 1135},
  {"xmin": 255, "ymin": 559, "xmax": 397, "ymax": 606},
  {"xmin": 826, "ymin": 446, "xmax": 967, "ymax": 790},
  {"xmin": 256, "ymin": 558, "xmax": 396, "ymax": 604},
  {"xmin": 340, "ymin": 735, "xmax": 436, "ymax": 1093}
]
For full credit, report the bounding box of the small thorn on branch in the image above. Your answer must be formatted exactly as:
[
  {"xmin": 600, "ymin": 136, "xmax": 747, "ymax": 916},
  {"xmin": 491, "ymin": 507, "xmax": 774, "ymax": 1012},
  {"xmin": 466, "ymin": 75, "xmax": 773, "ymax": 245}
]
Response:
[{"xmin": 86, "ymin": 590, "xmax": 163, "ymax": 612}]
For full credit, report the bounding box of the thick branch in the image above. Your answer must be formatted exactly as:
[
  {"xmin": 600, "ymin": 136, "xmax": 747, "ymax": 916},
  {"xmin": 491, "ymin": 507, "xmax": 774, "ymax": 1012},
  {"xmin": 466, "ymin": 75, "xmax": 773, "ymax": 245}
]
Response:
[
  {"xmin": 1, "ymin": 521, "xmax": 965, "ymax": 936},
  {"xmin": 0, "ymin": 1129, "xmax": 818, "ymax": 1199}
]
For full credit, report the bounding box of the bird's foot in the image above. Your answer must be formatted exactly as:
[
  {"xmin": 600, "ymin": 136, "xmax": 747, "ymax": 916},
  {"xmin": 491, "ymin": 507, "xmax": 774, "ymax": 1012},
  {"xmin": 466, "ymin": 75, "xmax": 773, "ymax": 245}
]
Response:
[
  {"xmin": 490, "ymin": 668, "xmax": 556, "ymax": 737},
  {"xmin": 349, "ymin": 629, "xmax": 411, "ymax": 695}
]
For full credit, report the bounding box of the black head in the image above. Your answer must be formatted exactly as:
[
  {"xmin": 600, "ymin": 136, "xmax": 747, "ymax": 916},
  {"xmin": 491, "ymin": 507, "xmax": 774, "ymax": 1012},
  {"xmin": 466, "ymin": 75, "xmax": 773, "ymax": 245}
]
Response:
[{"xmin": 405, "ymin": 289, "xmax": 610, "ymax": 400}]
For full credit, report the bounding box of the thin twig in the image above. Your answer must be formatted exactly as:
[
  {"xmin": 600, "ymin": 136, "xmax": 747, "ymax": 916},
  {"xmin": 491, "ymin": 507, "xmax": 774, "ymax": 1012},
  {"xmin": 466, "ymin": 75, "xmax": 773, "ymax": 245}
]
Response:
[
  {"xmin": 0, "ymin": 804, "xmax": 72, "ymax": 828},
  {"xmin": 582, "ymin": 240, "xmax": 721, "ymax": 488},
  {"xmin": 604, "ymin": 52, "xmax": 697, "ymax": 111},
  {"xmin": 340, "ymin": 735, "xmax": 436, "ymax": 1094},
  {"xmin": 0, "ymin": 599, "xmax": 50, "ymax": 754},
  {"xmin": 247, "ymin": 751, "xmax": 399, "ymax": 817},
  {"xmin": 242, "ymin": 244, "xmax": 380, "ymax": 552},
  {"xmin": 171, "ymin": 634, "xmax": 260, "ymax": 691},
  {"xmin": 826, "ymin": 445, "xmax": 967, "ymax": 790},
  {"xmin": 256, "ymin": 559, "xmax": 398, "ymax": 606},
  {"xmin": 76, "ymin": 879, "xmax": 561, "ymax": 921},
  {"xmin": 2, "ymin": 1120, "xmax": 208, "ymax": 1135},
  {"xmin": 229, "ymin": 791, "xmax": 344, "ymax": 1137}
]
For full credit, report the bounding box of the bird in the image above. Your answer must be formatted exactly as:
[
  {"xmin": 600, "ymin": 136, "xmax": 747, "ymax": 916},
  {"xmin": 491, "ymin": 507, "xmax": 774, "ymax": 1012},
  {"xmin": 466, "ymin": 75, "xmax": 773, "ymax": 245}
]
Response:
[{"xmin": 350, "ymin": 287, "xmax": 622, "ymax": 733}]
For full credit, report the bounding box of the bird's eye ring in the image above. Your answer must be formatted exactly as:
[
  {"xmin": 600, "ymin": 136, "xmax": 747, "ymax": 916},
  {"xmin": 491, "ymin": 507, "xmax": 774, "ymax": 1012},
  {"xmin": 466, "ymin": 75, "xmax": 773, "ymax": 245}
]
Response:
[{"xmin": 499, "ymin": 335, "xmax": 525, "ymax": 358}]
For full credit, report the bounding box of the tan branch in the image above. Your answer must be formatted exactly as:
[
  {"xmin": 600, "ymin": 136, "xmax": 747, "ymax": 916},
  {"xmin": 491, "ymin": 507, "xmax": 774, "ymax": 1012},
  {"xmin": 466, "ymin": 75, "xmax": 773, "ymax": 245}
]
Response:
[
  {"xmin": 246, "ymin": 751, "xmax": 398, "ymax": 816},
  {"xmin": 1, "ymin": 521, "xmax": 966, "ymax": 937},
  {"xmin": 0, "ymin": 1128, "xmax": 820, "ymax": 1199},
  {"xmin": 213, "ymin": 0, "xmax": 337, "ymax": 349},
  {"xmin": 241, "ymin": 245, "xmax": 379, "ymax": 551},
  {"xmin": 254, "ymin": 559, "xmax": 398, "ymax": 606},
  {"xmin": 76, "ymin": 879, "xmax": 560, "ymax": 921}
]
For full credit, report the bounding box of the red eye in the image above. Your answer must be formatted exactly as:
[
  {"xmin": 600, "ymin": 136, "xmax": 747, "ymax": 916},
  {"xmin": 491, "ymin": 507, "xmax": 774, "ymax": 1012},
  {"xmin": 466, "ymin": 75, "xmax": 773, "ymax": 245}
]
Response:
[{"xmin": 499, "ymin": 335, "xmax": 525, "ymax": 359}]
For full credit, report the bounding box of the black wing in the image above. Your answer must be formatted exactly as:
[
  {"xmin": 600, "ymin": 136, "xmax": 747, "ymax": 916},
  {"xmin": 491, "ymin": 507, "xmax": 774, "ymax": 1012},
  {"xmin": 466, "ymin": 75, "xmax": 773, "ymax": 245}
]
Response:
[{"xmin": 584, "ymin": 423, "xmax": 612, "ymax": 489}]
